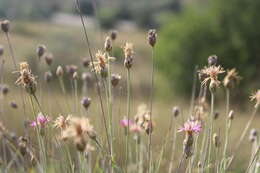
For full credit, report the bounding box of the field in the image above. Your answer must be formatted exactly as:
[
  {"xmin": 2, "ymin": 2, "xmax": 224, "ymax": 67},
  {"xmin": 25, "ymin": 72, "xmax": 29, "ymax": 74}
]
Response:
[{"xmin": 0, "ymin": 17, "xmax": 259, "ymax": 173}]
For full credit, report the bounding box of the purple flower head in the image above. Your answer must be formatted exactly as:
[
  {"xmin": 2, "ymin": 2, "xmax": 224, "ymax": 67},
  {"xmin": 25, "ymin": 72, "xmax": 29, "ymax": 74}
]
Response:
[
  {"xmin": 120, "ymin": 117, "xmax": 133, "ymax": 128},
  {"xmin": 178, "ymin": 120, "xmax": 202, "ymax": 135},
  {"xmin": 31, "ymin": 112, "xmax": 49, "ymax": 128}
]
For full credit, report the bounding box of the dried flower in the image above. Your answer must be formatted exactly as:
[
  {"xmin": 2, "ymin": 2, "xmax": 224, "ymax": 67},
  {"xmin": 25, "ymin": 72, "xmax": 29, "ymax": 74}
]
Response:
[
  {"xmin": 10, "ymin": 101, "xmax": 18, "ymax": 109},
  {"xmin": 198, "ymin": 65, "xmax": 225, "ymax": 91},
  {"xmin": 81, "ymin": 97, "xmax": 91, "ymax": 110},
  {"xmin": 1, "ymin": 20, "xmax": 10, "ymax": 33},
  {"xmin": 172, "ymin": 106, "xmax": 180, "ymax": 117},
  {"xmin": 223, "ymin": 68, "xmax": 242, "ymax": 89},
  {"xmin": 56, "ymin": 66, "xmax": 64, "ymax": 77},
  {"xmin": 207, "ymin": 55, "xmax": 218, "ymax": 66},
  {"xmin": 54, "ymin": 115, "xmax": 71, "ymax": 130},
  {"xmin": 120, "ymin": 117, "xmax": 133, "ymax": 128},
  {"xmin": 111, "ymin": 73, "xmax": 121, "ymax": 87},
  {"xmin": 0, "ymin": 45, "xmax": 4, "ymax": 56},
  {"xmin": 30, "ymin": 113, "xmax": 49, "ymax": 128},
  {"xmin": 15, "ymin": 62, "xmax": 37, "ymax": 94},
  {"xmin": 36, "ymin": 44, "xmax": 46, "ymax": 59},
  {"xmin": 44, "ymin": 71, "xmax": 53, "ymax": 83},
  {"xmin": 178, "ymin": 120, "xmax": 202, "ymax": 135},
  {"xmin": 82, "ymin": 58, "xmax": 90, "ymax": 68},
  {"xmin": 104, "ymin": 36, "xmax": 112, "ymax": 52},
  {"xmin": 250, "ymin": 90, "xmax": 260, "ymax": 108},
  {"xmin": 110, "ymin": 30, "xmax": 118, "ymax": 41},
  {"xmin": 44, "ymin": 53, "xmax": 53, "ymax": 66},
  {"xmin": 123, "ymin": 42, "xmax": 134, "ymax": 69},
  {"xmin": 134, "ymin": 104, "xmax": 154, "ymax": 134},
  {"xmin": 147, "ymin": 29, "xmax": 157, "ymax": 47}
]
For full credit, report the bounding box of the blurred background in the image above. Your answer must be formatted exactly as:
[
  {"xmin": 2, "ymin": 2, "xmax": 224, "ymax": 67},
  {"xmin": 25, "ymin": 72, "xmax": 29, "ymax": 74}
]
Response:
[{"xmin": 0, "ymin": 0, "xmax": 259, "ymax": 171}]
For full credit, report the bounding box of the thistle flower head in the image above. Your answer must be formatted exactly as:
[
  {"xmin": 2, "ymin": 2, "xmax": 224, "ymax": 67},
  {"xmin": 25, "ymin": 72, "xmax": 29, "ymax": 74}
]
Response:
[
  {"xmin": 223, "ymin": 68, "xmax": 242, "ymax": 89},
  {"xmin": 36, "ymin": 44, "xmax": 46, "ymax": 59},
  {"xmin": 31, "ymin": 113, "xmax": 49, "ymax": 128},
  {"xmin": 92, "ymin": 50, "xmax": 115, "ymax": 77},
  {"xmin": 53, "ymin": 114, "xmax": 71, "ymax": 130},
  {"xmin": 250, "ymin": 89, "xmax": 260, "ymax": 108},
  {"xmin": 178, "ymin": 120, "xmax": 202, "ymax": 135}
]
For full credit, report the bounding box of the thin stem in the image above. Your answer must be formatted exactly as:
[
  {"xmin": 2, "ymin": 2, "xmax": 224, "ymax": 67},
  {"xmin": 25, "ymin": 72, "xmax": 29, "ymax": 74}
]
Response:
[{"xmin": 168, "ymin": 121, "xmax": 177, "ymax": 173}]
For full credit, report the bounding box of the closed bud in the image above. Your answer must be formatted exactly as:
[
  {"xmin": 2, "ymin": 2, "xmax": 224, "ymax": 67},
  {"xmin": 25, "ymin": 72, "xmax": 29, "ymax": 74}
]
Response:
[
  {"xmin": 172, "ymin": 106, "xmax": 180, "ymax": 117},
  {"xmin": 44, "ymin": 53, "xmax": 53, "ymax": 66},
  {"xmin": 56, "ymin": 66, "xmax": 64, "ymax": 77},
  {"xmin": 111, "ymin": 73, "xmax": 121, "ymax": 87},
  {"xmin": 147, "ymin": 29, "xmax": 157, "ymax": 47},
  {"xmin": 1, "ymin": 20, "xmax": 10, "ymax": 33},
  {"xmin": 214, "ymin": 111, "xmax": 219, "ymax": 120},
  {"xmin": 209, "ymin": 81, "xmax": 217, "ymax": 93},
  {"xmin": 81, "ymin": 97, "xmax": 91, "ymax": 110},
  {"xmin": 0, "ymin": 45, "xmax": 4, "ymax": 56},
  {"xmin": 198, "ymin": 161, "xmax": 202, "ymax": 168},
  {"xmin": 1, "ymin": 84, "xmax": 9, "ymax": 95},
  {"xmin": 82, "ymin": 58, "xmax": 90, "ymax": 68},
  {"xmin": 104, "ymin": 36, "xmax": 112, "ymax": 52},
  {"xmin": 36, "ymin": 44, "xmax": 46, "ymax": 59},
  {"xmin": 81, "ymin": 72, "xmax": 92, "ymax": 82},
  {"xmin": 208, "ymin": 55, "xmax": 218, "ymax": 66},
  {"xmin": 44, "ymin": 71, "xmax": 53, "ymax": 83},
  {"xmin": 72, "ymin": 72, "xmax": 78, "ymax": 80},
  {"xmin": 66, "ymin": 65, "xmax": 78, "ymax": 77},
  {"xmin": 228, "ymin": 110, "xmax": 234, "ymax": 120},
  {"xmin": 10, "ymin": 101, "xmax": 18, "ymax": 109},
  {"xmin": 110, "ymin": 30, "xmax": 118, "ymax": 41}
]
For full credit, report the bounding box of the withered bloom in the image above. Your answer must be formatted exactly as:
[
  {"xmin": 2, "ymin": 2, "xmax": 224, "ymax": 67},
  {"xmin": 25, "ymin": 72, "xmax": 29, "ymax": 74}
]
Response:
[
  {"xmin": 223, "ymin": 68, "xmax": 242, "ymax": 89},
  {"xmin": 15, "ymin": 62, "xmax": 37, "ymax": 94},
  {"xmin": 250, "ymin": 89, "xmax": 260, "ymax": 108},
  {"xmin": 134, "ymin": 104, "xmax": 154, "ymax": 135},
  {"xmin": 53, "ymin": 114, "xmax": 72, "ymax": 130}
]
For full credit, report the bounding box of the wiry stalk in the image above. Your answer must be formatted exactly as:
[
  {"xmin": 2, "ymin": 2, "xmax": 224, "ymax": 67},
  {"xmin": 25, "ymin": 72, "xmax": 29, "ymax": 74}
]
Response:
[{"xmin": 168, "ymin": 120, "xmax": 177, "ymax": 173}]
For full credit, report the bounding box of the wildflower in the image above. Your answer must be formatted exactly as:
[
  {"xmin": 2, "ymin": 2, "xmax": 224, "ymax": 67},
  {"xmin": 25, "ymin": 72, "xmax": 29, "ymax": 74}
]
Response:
[
  {"xmin": 198, "ymin": 65, "xmax": 225, "ymax": 92},
  {"xmin": 130, "ymin": 123, "xmax": 142, "ymax": 134},
  {"xmin": 172, "ymin": 106, "xmax": 180, "ymax": 117},
  {"xmin": 81, "ymin": 97, "xmax": 91, "ymax": 110},
  {"xmin": 66, "ymin": 65, "xmax": 78, "ymax": 77},
  {"xmin": 104, "ymin": 36, "xmax": 112, "ymax": 52},
  {"xmin": 44, "ymin": 71, "xmax": 53, "ymax": 83},
  {"xmin": 147, "ymin": 29, "xmax": 157, "ymax": 47},
  {"xmin": 44, "ymin": 53, "xmax": 53, "ymax": 66},
  {"xmin": 30, "ymin": 112, "xmax": 49, "ymax": 128},
  {"xmin": 207, "ymin": 55, "xmax": 218, "ymax": 66},
  {"xmin": 123, "ymin": 42, "xmax": 134, "ymax": 69},
  {"xmin": 250, "ymin": 90, "xmax": 260, "ymax": 108},
  {"xmin": 120, "ymin": 117, "xmax": 133, "ymax": 128},
  {"xmin": 110, "ymin": 30, "xmax": 118, "ymax": 41},
  {"xmin": 82, "ymin": 58, "xmax": 90, "ymax": 68},
  {"xmin": 0, "ymin": 45, "xmax": 4, "ymax": 56},
  {"xmin": 53, "ymin": 115, "xmax": 71, "ymax": 130},
  {"xmin": 223, "ymin": 68, "xmax": 242, "ymax": 89},
  {"xmin": 134, "ymin": 104, "xmax": 154, "ymax": 134},
  {"xmin": 15, "ymin": 62, "xmax": 37, "ymax": 94},
  {"xmin": 111, "ymin": 73, "xmax": 121, "ymax": 87},
  {"xmin": 1, "ymin": 20, "xmax": 10, "ymax": 33},
  {"xmin": 10, "ymin": 101, "xmax": 18, "ymax": 109},
  {"xmin": 56, "ymin": 66, "xmax": 64, "ymax": 77},
  {"xmin": 36, "ymin": 44, "xmax": 46, "ymax": 59}
]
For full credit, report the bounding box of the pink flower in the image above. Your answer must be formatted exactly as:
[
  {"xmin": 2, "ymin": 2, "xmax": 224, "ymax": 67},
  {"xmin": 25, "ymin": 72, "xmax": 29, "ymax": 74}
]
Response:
[
  {"xmin": 130, "ymin": 123, "xmax": 142, "ymax": 133},
  {"xmin": 178, "ymin": 120, "xmax": 202, "ymax": 134},
  {"xmin": 31, "ymin": 112, "xmax": 49, "ymax": 128},
  {"xmin": 120, "ymin": 117, "xmax": 133, "ymax": 128}
]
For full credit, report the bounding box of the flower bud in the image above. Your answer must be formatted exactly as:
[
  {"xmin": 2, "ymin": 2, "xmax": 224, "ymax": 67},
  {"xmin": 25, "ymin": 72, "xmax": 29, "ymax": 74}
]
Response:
[
  {"xmin": 0, "ymin": 45, "xmax": 4, "ymax": 56},
  {"xmin": 208, "ymin": 55, "xmax": 218, "ymax": 66},
  {"xmin": 198, "ymin": 161, "xmax": 202, "ymax": 168},
  {"xmin": 209, "ymin": 81, "xmax": 217, "ymax": 93},
  {"xmin": 72, "ymin": 72, "xmax": 78, "ymax": 80},
  {"xmin": 228, "ymin": 110, "xmax": 234, "ymax": 120},
  {"xmin": 147, "ymin": 29, "xmax": 157, "ymax": 47},
  {"xmin": 36, "ymin": 44, "xmax": 46, "ymax": 59},
  {"xmin": 214, "ymin": 111, "xmax": 219, "ymax": 120},
  {"xmin": 1, "ymin": 84, "xmax": 9, "ymax": 95},
  {"xmin": 111, "ymin": 73, "xmax": 121, "ymax": 87},
  {"xmin": 110, "ymin": 30, "xmax": 118, "ymax": 41},
  {"xmin": 81, "ymin": 97, "xmax": 91, "ymax": 110},
  {"xmin": 1, "ymin": 20, "xmax": 10, "ymax": 33},
  {"xmin": 104, "ymin": 36, "xmax": 112, "ymax": 52},
  {"xmin": 10, "ymin": 101, "xmax": 18, "ymax": 109},
  {"xmin": 172, "ymin": 106, "xmax": 180, "ymax": 117},
  {"xmin": 56, "ymin": 66, "xmax": 64, "ymax": 77},
  {"xmin": 213, "ymin": 133, "xmax": 220, "ymax": 148},
  {"xmin": 82, "ymin": 58, "xmax": 90, "ymax": 68},
  {"xmin": 66, "ymin": 65, "xmax": 78, "ymax": 77},
  {"xmin": 81, "ymin": 72, "xmax": 92, "ymax": 82},
  {"xmin": 44, "ymin": 53, "xmax": 53, "ymax": 66},
  {"xmin": 44, "ymin": 71, "xmax": 53, "ymax": 83}
]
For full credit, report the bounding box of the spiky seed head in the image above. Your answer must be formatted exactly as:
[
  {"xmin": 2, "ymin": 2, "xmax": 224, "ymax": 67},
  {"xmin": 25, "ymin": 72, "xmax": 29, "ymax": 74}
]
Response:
[
  {"xmin": 44, "ymin": 53, "xmax": 53, "ymax": 66},
  {"xmin": 110, "ymin": 30, "xmax": 118, "ymax": 41},
  {"xmin": 208, "ymin": 55, "xmax": 218, "ymax": 66},
  {"xmin": 10, "ymin": 101, "xmax": 18, "ymax": 109},
  {"xmin": 1, "ymin": 20, "xmax": 10, "ymax": 33},
  {"xmin": 81, "ymin": 97, "xmax": 91, "ymax": 110},
  {"xmin": 104, "ymin": 36, "xmax": 112, "ymax": 52},
  {"xmin": 228, "ymin": 110, "xmax": 234, "ymax": 120},
  {"xmin": 82, "ymin": 58, "xmax": 90, "ymax": 68},
  {"xmin": 172, "ymin": 106, "xmax": 180, "ymax": 117},
  {"xmin": 44, "ymin": 71, "xmax": 53, "ymax": 83},
  {"xmin": 147, "ymin": 29, "xmax": 157, "ymax": 47},
  {"xmin": 36, "ymin": 44, "xmax": 46, "ymax": 58},
  {"xmin": 0, "ymin": 45, "xmax": 4, "ymax": 56},
  {"xmin": 56, "ymin": 66, "xmax": 64, "ymax": 77},
  {"xmin": 111, "ymin": 73, "xmax": 121, "ymax": 87}
]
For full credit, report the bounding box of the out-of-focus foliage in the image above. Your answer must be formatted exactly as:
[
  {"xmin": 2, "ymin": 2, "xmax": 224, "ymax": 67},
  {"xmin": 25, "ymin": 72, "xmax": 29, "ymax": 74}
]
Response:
[{"xmin": 157, "ymin": 0, "xmax": 260, "ymax": 98}]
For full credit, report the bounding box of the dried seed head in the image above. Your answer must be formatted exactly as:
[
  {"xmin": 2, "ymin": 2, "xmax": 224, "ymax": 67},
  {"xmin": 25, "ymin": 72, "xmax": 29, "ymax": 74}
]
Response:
[
  {"xmin": 214, "ymin": 111, "xmax": 219, "ymax": 120},
  {"xmin": 72, "ymin": 72, "xmax": 78, "ymax": 80},
  {"xmin": 0, "ymin": 45, "xmax": 4, "ymax": 56},
  {"xmin": 111, "ymin": 73, "xmax": 121, "ymax": 87},
  {"xmin": 208, "ymin": 55, "xmax": 218, "ymax": 66},
  {"xmin": 10, "ymin": 101, "xmax": 18, "ymax": 109},
  {"xmin": 104, "ymin": 36, "xmax": 112, "ymax": 52},
  {"xmin": 36, "ymin": 44, "xmax": 46, "ymax": 59},
  {"xmin": 147, "ymin": 29, "xmax": 157, "ymax": 47},
  {"xmin": 223, "ymin": 68, "xmax": 242, "ymax": 89},
  {"xmin": 44, "ymin": 71, "xmax": 53, "ymax": 83},
  {"xmin": 213, "ymin": 133, "xmax": 220, "ymax": 148},
  {"xmin": 82, "ymin": 58, "xmax": 90, "ymax": 68},
  {"xmin": 172, "ymin": 106, "xmax": 180, "ymax": 117},
  {"xmin": 1, "ymin": 84, "xmax": 9, "ymax": 95},
  {"xmin": 56, "ymin": 66, "xmax": 64, "ymax": 77},
  {"xmin": 110, "ymin": 30, "xmax": 118, "ymax": 41},
  {"xmin": 44, "ymin": 53, "xmax": 53, "ymax": 66},
  {"xmin": 81, "ymin": 97, "xmax": 91, "ymax": 110},
  {"xmin": 228, "ymin": 110, "xmax": 234, "ymax": 120},
  {"xmin": 1, "ymin": 20, "xmax": 10, "ymax": 33}
]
